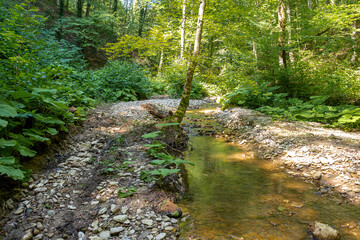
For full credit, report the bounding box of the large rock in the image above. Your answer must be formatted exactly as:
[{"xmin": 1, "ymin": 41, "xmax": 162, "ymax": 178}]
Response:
[
  {"xmin": 159, "ymin": 199, "xmax": 182, "ymax": 218},
  {"xmin": 308, "ymin": 222, "xmax": 340, "ymax": 240}
]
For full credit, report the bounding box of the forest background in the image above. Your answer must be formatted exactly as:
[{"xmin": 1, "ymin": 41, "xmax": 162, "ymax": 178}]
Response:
[{"xmin": 1, "ymin": 0, "xmax": 360, "ymax": 181}]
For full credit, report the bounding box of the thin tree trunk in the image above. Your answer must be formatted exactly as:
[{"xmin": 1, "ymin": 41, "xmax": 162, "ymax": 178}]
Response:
[
  {"xmin": 59, "ymin": 0, "xmax": 64, "ymax": 17},
  {"xmin": 138, "ymin": 3, "xmax": 148, "ymax": 37},
  {"xmin": 287, "ymin": 1, "xmax": 294, "ymax": 63},
  {"xmin": 180, "ymin": 0, "xmax": 187, "ymax": 60},
  {"xmin": 85, "ymin": 1, "xmax": 91, "ymax": 17},
  {"xmin": 77, "ymin": 0, "xmax": 83, "ymax": 18},
  {"xmin": 253, "ymin": 40, "xmax": 258, "ymax": 63},
  {"xmin": 65, "ymin": 0, "xmax": 69, "ymax": 10},
  {"xmin": 113, "ymin": 0, "xmax": 118, "ymax": 14},
  {"xmin": 278, "ymin": 0, "xmax": 287, "ymax": 67},
  {"xmin": 351, "ymin": 20, "xmax": 359, "ymax": 63},
  {"xmin": 158, "ymin": 49, "xmax": 164, "ymax": 76},
  {"xmin": 174, "ymin": 0, "xmax": 206, "ymax": 123}
]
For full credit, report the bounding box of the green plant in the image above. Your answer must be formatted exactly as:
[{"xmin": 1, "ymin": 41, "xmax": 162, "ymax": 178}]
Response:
[
  {"xmin": 140, "ymin": 126, "xmax": 193, "ymax": 186},
  {"xmin": 117, "ymin": 186, "xmax": 137, "ymax": 198}
]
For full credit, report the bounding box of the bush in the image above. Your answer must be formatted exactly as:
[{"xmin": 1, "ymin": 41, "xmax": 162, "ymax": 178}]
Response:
[{"xmin": 85, "ymin": 60, "xmax": 150, "ymax": 102}]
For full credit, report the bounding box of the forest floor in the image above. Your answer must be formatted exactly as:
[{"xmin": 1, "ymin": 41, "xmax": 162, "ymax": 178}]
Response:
[{"xmin": 2, "ymin": 98, "xmax": 360, "ymax": 240}]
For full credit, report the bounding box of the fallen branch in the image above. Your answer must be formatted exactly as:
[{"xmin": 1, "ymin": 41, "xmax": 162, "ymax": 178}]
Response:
[{"xmin": 141, "ymin": 103, "xmax": 173, "ymax": 119}]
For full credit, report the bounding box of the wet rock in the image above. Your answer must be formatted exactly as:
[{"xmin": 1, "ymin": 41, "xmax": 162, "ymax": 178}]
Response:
[
  {"xmin": 313, "ymin": 171, "xmax": 322, "ymax": 180},
  {"xmin": 308, "ymin": 222, "xmax": 340, "ymax": 240},
  {"xmin": 155, "ymin": 233, "xmax": 166, "ymax": 240},
  {"xmin": 114, "ymin": 215, "xmax": 128, "ymax": 223},
  {"xmin": 159, "ymin": 199, "xmax": 182, "ymax": 218}
]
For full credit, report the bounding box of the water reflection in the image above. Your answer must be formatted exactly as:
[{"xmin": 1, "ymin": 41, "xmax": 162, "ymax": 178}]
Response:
[{"xmin": 180, "ymin": 136, "xmax": 360, "ymax": 239}]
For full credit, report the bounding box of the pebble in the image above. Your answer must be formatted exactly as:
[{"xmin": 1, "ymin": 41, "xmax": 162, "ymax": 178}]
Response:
[
  {"xmin": 155, "ymin": 233, "xmax": 166, "ymax": 240},
  {"xmin": 110, "ymin": 204, "xmax": 120, "ymax": 213},
  {"xmin": 98, "ymin": 207, "xmax": 108, "ymax": 215},
  {"xmin": 99, "ymin": 231, "xmax": 111, "ymax": 239},
  {"xmin": 110, "ymin": 227, "xmax": 124, "ymax": 235},
  {"xmin": 142, "ymin": 219, "xmax": 154, "ymax": 227},
  {"xmin": 68, "ymin": 205, "xmax": 77, "ymax": 210},
  {"xmin": 121, "ymin": 206, "xmax": 129, "ymax": 214},
  {"xmin": 14, "ymin": 207, "xmax": 24, "ymax": 215},
  {"xmin": 22, "ymin": 232, "xmax": 33, "ymax": 240},
  {"xmin": 114, "ymin": 215, "xmax": 128, "ymax": 223}
]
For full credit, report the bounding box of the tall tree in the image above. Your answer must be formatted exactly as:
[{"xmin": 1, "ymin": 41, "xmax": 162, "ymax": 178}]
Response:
[
  {"xmin": 59, "ymin": 0, "xmax": 65, "ymax": 17},
  {"xmin": 180, "ymin": 0, "xmax": 187, "ymax": 60},
  {"xmin": 278, "ymin": 0, "xmax": 287, "ymax": 67},
  {"xmin": 85, "ymin": 1, "xmax": 91, "ymax": 17},
  {"xmin": 174, "ymin": 0, "xmax": 206, "ymax": 123},
  {"xmin": 77, "ymin": 0, "xmax": 84, "ymax": 18}
]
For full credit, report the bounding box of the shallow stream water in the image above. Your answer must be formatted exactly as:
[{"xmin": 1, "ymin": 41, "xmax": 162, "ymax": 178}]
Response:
[{"xmin": 179, "ymin": 131, "xmax": 360, "ymax": 239}]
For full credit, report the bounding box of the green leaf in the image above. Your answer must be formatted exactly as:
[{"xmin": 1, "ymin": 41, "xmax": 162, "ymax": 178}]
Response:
[
  {"xmin": 0, "ymin": 139, "xmax": 17, "ymax": 148},
  {"xmin": 11, "ymin": 90, "xmax": 32, "ymax": 99},
  {"xmin": 0, "ymin": 103, "xmax": 17, "ymax": 117},
  {"xmin": 0, "ymin": 165, "xmax": 25, "ymax": 180},
  {"xmin": 16, "ymin": 145, "xmax": 37, "ymax": 157},
  {"xmin": 141, "ymin": 131, "xmax": 162, "ymax": 139},
  {"xmin": 173, "ymin": 159, "xmax": 195, "ymax": 166},
  {"xmin": 150, "ymin": 160, "xmax": 166, "ymax": 165},
  {"xmin": 150, "ymin": 168, "xmax": 180, "ymax": 177},
  {"xmin": 155, "ymin": 122, "xmax": 181, "ymax": 127},
  {"xmin": 278, "ymin": 206, "xmax": 285, "ymax": 211},
  {"xmin": 23, "ymin": 132, "xmax": 50, "ymax": 142},
  {"xmin": 0, "ymin": 119, "xmax": 8, "ymax": 128},
  {"xmin": 0, "ymin": 156, "xmax": 16, "ymax": 165},
  {"xmin": 46, "ymin": 128, "xmax": 58, "ymax": 135}
]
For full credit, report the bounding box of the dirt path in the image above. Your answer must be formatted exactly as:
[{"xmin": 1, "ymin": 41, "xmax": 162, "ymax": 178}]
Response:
[{"xmin": 0, "ymin": 99, "xmax": 209, "ymax": 240}]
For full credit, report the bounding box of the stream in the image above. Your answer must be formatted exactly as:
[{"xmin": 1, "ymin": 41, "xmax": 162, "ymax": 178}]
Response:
[{"xmin": 179, "ymin": 110, "xmax": 360, "ymax": 239}]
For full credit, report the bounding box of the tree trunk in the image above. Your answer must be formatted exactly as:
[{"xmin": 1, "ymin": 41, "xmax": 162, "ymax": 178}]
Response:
[
  {"xmin": 158, "ymin": 49, "xmax": 164, "ymax": 76},
  {"xmin": 287, "ymin": 1, "xmax": 294, "ymax": 63},
  {"xmin": 278, "ymin": 0, "xmax": 287, "ymax": 67},
  {"xmin": 77, "ymin": 0, "xmax": 83, "ymax": 18},
  {"xmin": 65, "ymin": 0, "xmax": 69, "ymax": 10},
  {"xmin": 85, "ymin": 1, "xmax": 91, "ymax": 17},
  {"xmin": 253, "ymin": 40, "xmax": 258, "ymax": 64},
  {"xmin": 351, "ymin": 20, "xmax": 359, "ymax": 63},
  {"xmin": 113, "ymin": 0, "xmax": 118, "ymax": 14},
  {"xmin": 180, "ymin": 0, "xmax": 187, "ymax": 60},
  {"xmin": 59, "ymin": 0, "xmax": 64, "ymax": 17},
  {"xmin": 173, "ymin": 0, "xmax": 206, "ymax": 123},
  {"xmin": 138, "ymin": 3, "xmax": 148, "ymax": 37}
]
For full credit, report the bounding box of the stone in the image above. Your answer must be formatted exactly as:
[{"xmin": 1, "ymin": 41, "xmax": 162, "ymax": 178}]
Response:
[
  {"xmin": 159, "ymin": 199, "xmax": 182, "ymax": 218},
  {"xmin": 121, "ymin": 206, "xmax": 129, "ymax": 214},
  {"xmin": 14, "ymin": 207, "xmax": 25, "ymax": 215},
  {"xmin": 110, "ymin": 204, "xmax": 120, "ymax": 214},
  {"xmin": 78, "ymin": 232, "xmax": 86, "ymax": 240},
  {"xmin": 90, "ymin": 237, "xmax": 102, "ymax": 240},
  {"xmin": 142, "ymin": 219, "xmax": 153, "ymax": 227},
  {"xmin": 34, "ymin": 187, "xmax": 47, "ymax": 192},
  {"xmin": 47, "ymin": 210, "xmax": 55, "ymax": 217},
  {"xmin": 313, "ymin": 171, "xmax": 322, "ymax": 180},
  {"xmin": 98, "ymin": 207, "xmax": 108, "ymax": 215},
  {"xmin": 91, "ymin": 201, "xmax": 100, "ymax": 205},
  {"xmin": 155, "ymin": 233, "xmax": 166, "ymax": 240},
  {"xmin": 22, "ymin": 232, "xmax": 33, "ymax": 240},
  {"xmin": 308, "ymin": 222, "xmax": 340, "ymax": 240},
  {"xmin": 99, "ymin": 231, "xmax": 111, "ymax": 239},
  {"xmin": 33, "ymin": 229, "xmax": 40, "ymax": 235},
  {"xmin": 37, "ymin": 222, "xmax": 45, "ymax": 231},
  {"xmin": 114, "ymin": 215, "xmax": 128, "ymax": 223},
  {"xmin": 67, "ymin": 205, "xmax": 77, "ymax": 210},
  {"xmin": 110, "ymin": 227, "xmax": 124, "ymax": 235}
]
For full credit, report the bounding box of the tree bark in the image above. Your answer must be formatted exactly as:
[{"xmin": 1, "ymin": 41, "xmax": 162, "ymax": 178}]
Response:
[
  {"xmin": 85, "ymin": 1, "xmax": 91, "ymax": 17},
  {"xmin": 59, "ymin": 0, "xmax": 64, "ymax": 17},
  {"xmin": 77, "ymin": 0, "xmax": 83, "ymax": 18},
  {"xmin": 113, "ymin": 0, "xmax": 118, "ymax": 14},
  {"xmin": 287, "ymin": 1, "xmax": 294, "ymax": 63},
  {"xmin": 65, "ymin": 0, "xmax": 69, "ymax": 10},
  {"xmin": 180, "ymin": 0, "xmax": 187, "ymax": 60},
  {"xmin": 173, "ymin": 0, "xmax": 206, "ymax": 123},
  {"xmin": 278, "ymin": 0, "xmax": 287, "ymax": 67},
  {"xmin": 158, "ymin": 48, "xmax": 164, "ymax": 76}
]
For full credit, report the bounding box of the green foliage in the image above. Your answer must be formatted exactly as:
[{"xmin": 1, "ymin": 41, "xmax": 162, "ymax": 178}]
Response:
[
  {"xmin": 0, "ymin": 1, "xmax": 94, "ymax": 181},
  {"xmin": 117, "ymin": 186, "xmax": 137, "ymax": 198},
  {"xmin": 84, "ymin": 60, "xmax": 150, "ymax": 102},
  {"xmin": 223, "ymin": 84, "xmax": 360, "ymax": 129},
  {"xmin": 140, "ymin": 129, "xmax": 194, "ymax": 186}
]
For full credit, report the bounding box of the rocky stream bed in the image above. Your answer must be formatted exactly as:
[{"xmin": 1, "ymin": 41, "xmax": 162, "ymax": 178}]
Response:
[{"xmin": 1, "ymin": 98, "xmax": 360, "ymax": 240}]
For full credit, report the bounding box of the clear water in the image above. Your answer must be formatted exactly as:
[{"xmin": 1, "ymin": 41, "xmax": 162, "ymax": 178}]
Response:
[{"xmin": 180, "ymin": 136, "xmax": 360, "ymax": 240}]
